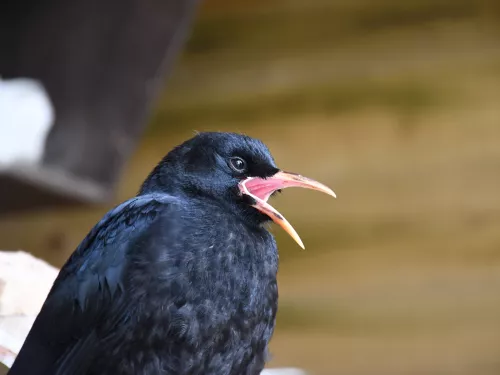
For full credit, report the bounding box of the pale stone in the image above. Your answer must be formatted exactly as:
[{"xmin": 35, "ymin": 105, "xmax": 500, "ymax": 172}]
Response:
[
  {"xmin": 0, "ymin": 251, "xmax": 58, "ymax": 315},
  {"xmin": 0, "ymin": 251, "xmax": 58, "ymax": 368}
]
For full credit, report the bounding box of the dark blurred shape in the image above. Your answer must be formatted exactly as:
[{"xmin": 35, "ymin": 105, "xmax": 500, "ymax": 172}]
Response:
[
  {"xmin": 0, "ymin": 0, "xmax": 199, "ymax": 216},
  {"xmin": 0, "ymin": 165, "xmax": 105, "ymax": 215}
]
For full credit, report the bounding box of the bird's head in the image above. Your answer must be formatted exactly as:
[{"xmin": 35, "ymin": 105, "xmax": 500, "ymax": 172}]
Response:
[{"xmin": 140, "ymin": 132, "xmax": 335, "ymax": 248}]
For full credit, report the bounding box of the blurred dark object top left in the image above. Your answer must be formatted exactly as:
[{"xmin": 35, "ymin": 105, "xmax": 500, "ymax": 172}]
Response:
[{"xmin": 0, "ymin": 0, "xmax": 199, "ymax": 216}]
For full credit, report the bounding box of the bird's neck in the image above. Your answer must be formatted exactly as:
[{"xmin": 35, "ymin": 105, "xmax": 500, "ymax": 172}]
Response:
[{"xmin": 139, "ymin": 168, "xmax": 272, "ymax": 229}]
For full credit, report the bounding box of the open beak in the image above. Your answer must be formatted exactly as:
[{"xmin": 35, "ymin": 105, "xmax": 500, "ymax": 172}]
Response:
[{"xmin": 239, "ymin": 171, "xmax": 336, "ymax": 249}]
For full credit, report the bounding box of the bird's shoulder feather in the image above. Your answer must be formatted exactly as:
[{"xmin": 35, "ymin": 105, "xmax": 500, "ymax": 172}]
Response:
[{"xmin": 8, "ymin": 193, "xmax": 180, "ymax": 375}]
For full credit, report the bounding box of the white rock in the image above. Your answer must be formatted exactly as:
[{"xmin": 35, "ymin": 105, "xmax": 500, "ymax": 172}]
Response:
[
  {"xmin": 0, "ymin": 251, "xmax": 58, "ymax": 316},
  {"xmin": 0, "ymin": 345, "xmax": 16, "ymax": 370},
  {"xmin": 0, "ymin": 77, "xmax": 54, "ymax": 165},
  {"xmin": 0, "ymin": 251, "xmax": 58, "ymax": 368}
]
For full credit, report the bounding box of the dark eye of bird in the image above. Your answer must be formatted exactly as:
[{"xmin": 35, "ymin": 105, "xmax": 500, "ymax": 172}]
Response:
[{"xmin": 228, "ymin": 156, "xmax": 248, "ymax": 174}]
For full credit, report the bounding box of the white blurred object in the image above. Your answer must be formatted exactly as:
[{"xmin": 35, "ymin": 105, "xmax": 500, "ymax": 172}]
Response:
[
  {"xmin": 0, "ymin": 251, "xmax": 58, "ymax": 368},
  {"xmin": 0, "ymin": 77, "xmax": 54, "ymax": 165},
  {"xmin": 0, "ymin": 251, "xmax": 307, "ymax": 374},
  {"xmin": 0, "ymin": 251, "xmax": 58, "ymax": 316}
]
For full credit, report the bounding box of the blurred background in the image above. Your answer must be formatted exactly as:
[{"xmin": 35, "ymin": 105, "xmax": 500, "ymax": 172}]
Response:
[{"xmin": 2, "ymin": 0, "xmax": 500, "ymax": 374}]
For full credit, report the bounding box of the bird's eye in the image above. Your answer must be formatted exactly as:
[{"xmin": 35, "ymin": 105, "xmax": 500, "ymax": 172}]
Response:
[{"xmin": 229, "ymin": 156, "xmax": 248, "ymax": 174}]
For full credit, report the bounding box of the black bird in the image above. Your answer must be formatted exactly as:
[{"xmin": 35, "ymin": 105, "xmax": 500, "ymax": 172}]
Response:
[{"xmin": 8, "ymin": 132, "xmax": 335, "ymax": 375}]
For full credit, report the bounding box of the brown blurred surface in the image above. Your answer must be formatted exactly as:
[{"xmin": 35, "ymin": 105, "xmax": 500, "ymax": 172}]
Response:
[{"xmin": 1, "ymin": 1, "xmax": 500, "ymax": 374}]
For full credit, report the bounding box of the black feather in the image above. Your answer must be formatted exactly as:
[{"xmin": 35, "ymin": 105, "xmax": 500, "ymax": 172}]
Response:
[{"xmin": 8, "ymin": 133, "xmax": 280, "ymax": 375}]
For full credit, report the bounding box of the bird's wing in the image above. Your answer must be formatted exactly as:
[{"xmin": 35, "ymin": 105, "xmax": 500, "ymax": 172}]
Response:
[{"xmin": 8, "ymin": 194, "xmax": 177, "ymax": 375}]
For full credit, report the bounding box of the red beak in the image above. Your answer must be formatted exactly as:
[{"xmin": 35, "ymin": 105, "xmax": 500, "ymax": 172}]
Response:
[{"xmin": 239, "ymin": 171, "xmax": 336, "ymax": 249}]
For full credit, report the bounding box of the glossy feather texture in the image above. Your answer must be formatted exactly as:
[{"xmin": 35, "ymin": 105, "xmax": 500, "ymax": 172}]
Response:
[{"xmin": 8, "ymin": 133, "xmax": 281, "ymax": 375}]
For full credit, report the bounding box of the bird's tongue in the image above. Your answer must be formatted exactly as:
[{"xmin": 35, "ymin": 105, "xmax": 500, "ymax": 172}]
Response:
[{"xmin": 242, "ymin": 178, "xmax": 283, "ymax": 202}]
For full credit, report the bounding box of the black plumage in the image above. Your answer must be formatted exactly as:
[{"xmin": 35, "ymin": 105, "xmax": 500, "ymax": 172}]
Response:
[{"xmin": 8, "ymin": 132, "xmax": 334, "ymax": 375}]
